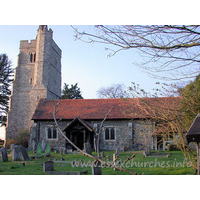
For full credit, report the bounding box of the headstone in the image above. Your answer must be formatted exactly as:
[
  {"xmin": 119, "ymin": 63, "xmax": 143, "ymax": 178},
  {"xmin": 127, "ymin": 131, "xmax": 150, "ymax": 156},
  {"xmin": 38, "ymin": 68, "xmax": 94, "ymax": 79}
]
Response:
[
  {"xmin": 41, "ymin": 140, "xmax": 46, "ymax": 152},
  {"xmin": 36, "ymin": 142, "xmax": 42, "ymax": 158},
  {"xmin": 115, "ymin": 147, "xmax": 119, "ymax": 155},
  {"xmin": 84, "ymin": 142, "xmax": 92, "ymax": 155},
  {"xmin": 146, "ymin": 146, "xmax": 150, "ymax": 155},
  {"xmin": 11, "ymin": 144, "xmax": 15, "ymax": 151},
  {"xmin": 43, "ymin": 161, "xmax": 54, "ymax": 173},
  {"xmin": 33, "ymin": 141, "xmax": 37, "ymax": 153},
  {"xmin": 143, "ymin": 151, "xmax": 147, "ymax": 158},
  {"xmin": 45, "ymin": 142, "xmax": 50, "ymax": 157},
  {"xmin": 1, "ymin": 147, "xmax": 8, "ymax": 162},
  {"xmin": 123, "ymin": 146, "xmax": 125, "ymax": 153},
  {"xmin": 12, "ymin": 145, "xmax": 21, "ymax": 161},
  {"xmin": 92, "ymin": 160, "xmax": 102, "ymax": 175},
  {"xmin": 113, "ymin": 153, "xmax": 118, "ymax": 171},
  {"xmin": 59, "ymin": 147, "xmax": 63, "ymax": 156},
  {"xmin": 101, "ymin": 152, "xmax": 104, "ymax": 158},
  {"xmin": 63, "ymin": 148, "xmax": 67, "ymax": 154},
  {"xmin": 20, "ymin": 145, "xmax": 30, "ymax": 161}
]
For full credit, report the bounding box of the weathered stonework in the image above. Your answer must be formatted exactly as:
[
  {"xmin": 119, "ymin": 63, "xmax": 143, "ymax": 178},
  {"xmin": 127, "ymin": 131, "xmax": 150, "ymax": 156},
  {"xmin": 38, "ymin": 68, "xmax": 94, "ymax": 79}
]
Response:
[
  {"xmin": 29, "ymin": 119, "xmax": 156, "ymax": 151},
  {"xmin": 6, "ymin": 25, "xmax": 62, "ymax": 142}
]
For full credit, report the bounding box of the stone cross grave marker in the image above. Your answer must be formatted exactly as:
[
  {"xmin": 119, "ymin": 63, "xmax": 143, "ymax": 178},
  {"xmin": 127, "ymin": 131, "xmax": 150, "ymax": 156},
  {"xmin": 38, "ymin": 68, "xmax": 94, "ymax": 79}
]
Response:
[
  {"xmin": 1, "ymin": 147, "xmax": 8, "ymax": 162},
  {"xmin": 45, "ymin": 142, "xmax": 50, "ymax": 157},
  {"xmin": 20, "ymin": 145, "xmax": 30, "ymax": 161},
  {"xmin": 36, "ymin": 142, "xmax": 42, "ymax": 158},
  {"xmin": 42, "ymin": 140, "xmax": 46, "ymax": 152},
  {"xmin": 12, "ymin": 145, "xmax": 21, "ymax": 161},
  {"xmin": 84, "ymin": 142, "xmax": 92, "ymax": 155}
]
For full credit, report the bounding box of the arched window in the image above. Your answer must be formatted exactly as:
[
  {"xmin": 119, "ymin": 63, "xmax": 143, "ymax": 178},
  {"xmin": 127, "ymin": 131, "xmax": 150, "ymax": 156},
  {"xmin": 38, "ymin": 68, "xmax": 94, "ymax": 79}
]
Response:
[
  {"xmin": 48, "ymin": 127, "xmax": 51, "ymax": 139},
  {"xmin": 53, "ymin": 128, "xmax": 57, "ymax": 138},
  {"xmin": 111, "ymin": 128, "xmax": 115, "ymax": 140},
  {"xmin": 33, "ymin": 53, "xmax": 36, "ymax": 62},
  {"xmin": 105, "ymin": 127, "xmax": 116, "ymax": 140},
  {"xmin": 30, "ymin": 53, "xmax": 33, "ymax": 63},
  {"xmin": 105, "ymin": 128, "xmax": 109, "ymax": 140}
]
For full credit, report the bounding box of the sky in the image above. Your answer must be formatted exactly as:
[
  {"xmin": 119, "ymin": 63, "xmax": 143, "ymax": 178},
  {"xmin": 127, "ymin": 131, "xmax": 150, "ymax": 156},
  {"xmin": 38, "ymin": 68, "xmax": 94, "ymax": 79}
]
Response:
[
  {"xmin": 0, "ymin": 25, "xmax": 162, "ymax": 139},
  {"xmin": 0, "ymin": 25, "xmax": 161, "ymax": 99}
]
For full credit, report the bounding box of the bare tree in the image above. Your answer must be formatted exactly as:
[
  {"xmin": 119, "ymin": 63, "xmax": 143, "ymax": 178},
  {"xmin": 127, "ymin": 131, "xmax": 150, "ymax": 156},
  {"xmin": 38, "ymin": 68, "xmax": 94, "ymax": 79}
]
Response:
[
  {"xmin": 72, "ymin": 25, "xmax": 200, "ymax": 81},
  {"xmin": 97, "ymin": 83, "xmax": 128, "ymax": 98},
  {"xmin": 52, "ymin": 100, "xmax": 137, "ymax": 175},
  {"xmin": 125, "ymin": 83, "xmax": 198, "ymax": 169}
]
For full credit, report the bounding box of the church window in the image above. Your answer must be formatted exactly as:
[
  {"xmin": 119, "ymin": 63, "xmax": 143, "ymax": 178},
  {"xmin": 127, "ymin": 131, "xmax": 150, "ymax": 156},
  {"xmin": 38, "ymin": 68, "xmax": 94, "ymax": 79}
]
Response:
[
  {"xmin": 30, "ymin": 53, "xmax": 33, "ymax": 63},
  {"xmin": 33, "ymin": 53, "xmax": 36, "ymax": 62},
  {"xmin": 46, "ymin": 125, "xmax": 58, "ymax": 140},
  {"xmin": 105, "ymin": 128, "xmax": 109, "ymax": 140},
  {"xmin": 29, "ymin": 52, "xmax": 36, "ymax": 63},
  {"xmin": 105, "ymin": 127, "xmax": 116, "ymax": 140}
]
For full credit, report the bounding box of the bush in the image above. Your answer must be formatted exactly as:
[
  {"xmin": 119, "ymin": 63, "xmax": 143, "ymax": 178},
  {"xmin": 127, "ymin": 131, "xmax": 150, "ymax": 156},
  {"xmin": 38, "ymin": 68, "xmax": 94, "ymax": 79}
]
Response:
[{"xmin": 6, "ymin": 130, "xmax": 30, "ymax": 149}]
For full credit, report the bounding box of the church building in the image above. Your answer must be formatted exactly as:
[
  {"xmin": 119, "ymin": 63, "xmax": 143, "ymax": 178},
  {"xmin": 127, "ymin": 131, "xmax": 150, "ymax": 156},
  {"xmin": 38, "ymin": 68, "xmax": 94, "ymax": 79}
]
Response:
[{"xmin": 6, "ymin": 25, "xmax": 177, "ymax": 151}]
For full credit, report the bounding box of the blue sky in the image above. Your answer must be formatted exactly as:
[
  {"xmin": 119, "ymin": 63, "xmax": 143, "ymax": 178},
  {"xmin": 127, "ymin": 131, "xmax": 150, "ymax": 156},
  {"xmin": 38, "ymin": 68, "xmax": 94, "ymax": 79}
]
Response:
[{"xmin": 0, "ymin": 25, "xmax": 162, "ymax": 99}]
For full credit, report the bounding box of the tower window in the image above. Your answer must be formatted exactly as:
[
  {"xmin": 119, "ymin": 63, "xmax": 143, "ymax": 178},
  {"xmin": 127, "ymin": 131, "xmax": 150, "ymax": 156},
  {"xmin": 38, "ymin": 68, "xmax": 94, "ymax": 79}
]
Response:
[
  {"xmin": 30, "ymin": 53, "xmax": 33, "ymax": 63},
  {"xmin": 29, "ymin": 53, "xmax": 36, "ymax": 63}
]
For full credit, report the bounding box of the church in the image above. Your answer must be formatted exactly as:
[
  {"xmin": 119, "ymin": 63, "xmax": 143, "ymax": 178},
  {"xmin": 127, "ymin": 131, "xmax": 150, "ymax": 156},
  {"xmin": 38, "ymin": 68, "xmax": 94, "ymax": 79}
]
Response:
[{"xmin": 6, "ymin": 25, "xmax": 178, "ymax": 151}]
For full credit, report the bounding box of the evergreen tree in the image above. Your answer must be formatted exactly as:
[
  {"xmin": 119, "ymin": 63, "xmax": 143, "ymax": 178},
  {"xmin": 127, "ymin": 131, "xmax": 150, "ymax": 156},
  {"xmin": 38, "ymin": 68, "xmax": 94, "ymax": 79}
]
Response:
[
  {"xmin": 61, "ymin": 83, "xmax": 83, "ymax": 99},
  {"xmin": 0, "ymin": 54, "xmax": 14, "ymax": 124}
]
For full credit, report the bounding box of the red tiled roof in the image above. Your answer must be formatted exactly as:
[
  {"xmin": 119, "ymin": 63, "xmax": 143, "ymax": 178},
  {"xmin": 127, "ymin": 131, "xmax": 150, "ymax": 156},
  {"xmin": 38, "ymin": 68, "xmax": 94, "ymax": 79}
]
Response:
[{"xmin": 32, "ymin": 97, "xmax": 180, "ymax": 121}]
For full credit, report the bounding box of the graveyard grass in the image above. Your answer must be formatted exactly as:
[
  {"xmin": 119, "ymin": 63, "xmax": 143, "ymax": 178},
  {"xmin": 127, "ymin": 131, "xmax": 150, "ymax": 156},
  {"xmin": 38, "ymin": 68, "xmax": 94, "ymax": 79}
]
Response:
[{"xmin": 0, "ymin": 150, "xmax": 197, "ymax": 175}]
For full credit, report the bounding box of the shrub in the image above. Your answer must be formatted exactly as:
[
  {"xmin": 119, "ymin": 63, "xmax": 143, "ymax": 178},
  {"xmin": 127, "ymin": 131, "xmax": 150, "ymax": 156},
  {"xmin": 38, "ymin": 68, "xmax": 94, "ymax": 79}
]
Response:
[{"xmin": 6, "ymin": 130, "xmax": 30, "ymax": 149}]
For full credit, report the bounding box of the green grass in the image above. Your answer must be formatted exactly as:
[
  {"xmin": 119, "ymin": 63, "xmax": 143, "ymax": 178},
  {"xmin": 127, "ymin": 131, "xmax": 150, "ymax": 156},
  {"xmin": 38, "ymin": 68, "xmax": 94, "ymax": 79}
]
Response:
[{"xmin": 0, "ymin": 150, "xmax": 197, "ymax": 175}]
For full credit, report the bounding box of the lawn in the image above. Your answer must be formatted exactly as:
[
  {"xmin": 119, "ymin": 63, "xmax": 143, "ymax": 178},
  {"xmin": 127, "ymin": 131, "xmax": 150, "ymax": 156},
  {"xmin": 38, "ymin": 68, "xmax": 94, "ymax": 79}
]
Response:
[{"xmin": 0, "ymin": 150, "xmax": 197, "ymax": 175}]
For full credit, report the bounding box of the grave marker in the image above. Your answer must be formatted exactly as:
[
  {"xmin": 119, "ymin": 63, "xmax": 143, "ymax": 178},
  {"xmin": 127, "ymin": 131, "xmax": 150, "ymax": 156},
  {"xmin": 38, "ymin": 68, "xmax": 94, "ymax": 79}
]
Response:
[
  {"xmin": 12, "ymin": 146, "xmax": 21, "ymax": 161},
  {"xmin": 20, "ymin": 145, "xmax": 30, "ymax": 161},
  {"xmin": 116, "ymin": 148, "xmax": 119, "ymax": 155},
  {"xmin": 42, "ymin": 140, "xmax": 46, "ymax": 152},
  {"xmin": 1, "ymin": 147, "xmax": 8, "ymax": 162},
  {"xmin": 43, "ymin": 161, "xmax": 54, "ymax": 173},
  {"xmin": 36, "ymin": 142, "xmax": 42, "ymax": 158},
  {"xmin": 45, "ymin": 142, "xmax": 50, "ymax": 157},
  {"xmin": 84, "ymin": 142, "xmax": 92, "ymax": 155},
  {"xmin": 92, "ymin": 160, "xmax": 102, "ymax": 175}
]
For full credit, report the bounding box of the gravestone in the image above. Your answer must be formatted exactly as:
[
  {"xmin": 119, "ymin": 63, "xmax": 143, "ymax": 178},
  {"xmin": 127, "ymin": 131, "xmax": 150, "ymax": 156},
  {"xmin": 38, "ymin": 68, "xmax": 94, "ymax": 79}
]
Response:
[
  {"xmin": 12, "ymin": 145, "xmax": 21, "ymax": 161},
  {"xmin": 92, "ymin": 160, "xmax": 102, "ymax": 175},
  {"xmin": 1, "ymin": 147, "xmax": 8, "ymax": 162},
  {"xmin": 59, "ymin": 147, "xmax": 63, "ymax": 156},
  {"xmin": 101, "ymin": 151, "xmax": 104, "ymax": 158},
  {"xmin": 123, "ymin": 147, "xmax": 125, "ymax": 153},
  {"xmin": 33, "ymin": 141, "xmax": 37, "ymax": 153},
  {"xmin": 143, "ymin": 151, "xmax": 147, "ymax": 158},
  {"xmin": 45, "ymin": 142, "xmax": 50, "ymax": 157},
  {"xmin": 113, "ymin": 153, "xmax": 118, "ymax": 171},
  {"xmin": 11, "ymin": 144, "xmax": 15, "ymax": 151},
  {"xmin": 36, "ymin": 142, "xmax": 42, "ymax": 158},
  {"xmin": 41, "ymin": 140, "xmax": 46, "ymax": 152},
  {"xmin": 20, "ymin": 145, "xmax": 30, "ymax": 161},
  {"xmin": 115, "ymin": 148, "xmax": 119, "ymax": 155},
  {"xmin": 84, "ymin": 142, "xmax": 92, "ymax": 155},
  {"xmin": 146, "ymin": 146, "xmax": 150, "ymax": 155},
  {"xmin": 43, "ymin": 161, "xmax": 54, "ymax": 173},
  {"xmin": 63, "ymin": 148, "xmax": 68, "ymax": 154}
]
